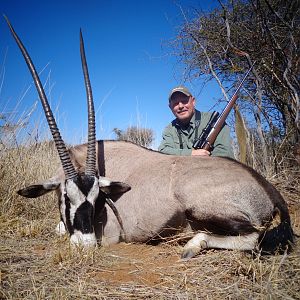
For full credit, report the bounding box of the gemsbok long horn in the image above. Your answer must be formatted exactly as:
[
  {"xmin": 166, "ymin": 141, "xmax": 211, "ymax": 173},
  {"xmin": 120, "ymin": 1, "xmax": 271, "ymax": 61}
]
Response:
[
  {"xmin": 80, "ymin": 30, "xmax": 96, "ymax": 176},
  {"xmin": 79, "ymin": 32, "xmax": 126, "ymax": 230},
  {"xmin": 4, "ymin": 16, "xmax": 77, "ymax": 180}
]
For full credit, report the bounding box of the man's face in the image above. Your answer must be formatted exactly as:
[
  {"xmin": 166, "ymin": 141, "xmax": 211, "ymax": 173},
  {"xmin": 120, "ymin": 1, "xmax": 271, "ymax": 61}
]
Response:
[{"xmin": 169, "ymin": 92, "xmax": 195, "ymax": 125}]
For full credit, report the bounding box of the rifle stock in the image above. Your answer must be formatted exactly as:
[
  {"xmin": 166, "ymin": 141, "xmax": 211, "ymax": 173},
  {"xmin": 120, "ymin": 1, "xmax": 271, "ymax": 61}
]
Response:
[{"xmin": 193, "ymin": 64, "xmax": 255, "ymax": 151}]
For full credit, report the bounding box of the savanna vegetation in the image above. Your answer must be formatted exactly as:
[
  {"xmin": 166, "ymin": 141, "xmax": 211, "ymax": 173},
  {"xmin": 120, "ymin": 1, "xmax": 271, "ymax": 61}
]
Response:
[
  {"xmin": 113, "ymin": 126, "xmax": 154, "ymax": 148},
  {"xmin": 1, "ymin": 0, "xmax": 299, "ymax": 298}
]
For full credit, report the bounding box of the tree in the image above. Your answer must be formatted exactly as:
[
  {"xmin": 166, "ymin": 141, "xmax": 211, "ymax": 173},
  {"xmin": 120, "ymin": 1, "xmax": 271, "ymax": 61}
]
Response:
[
  {"xmin": 173, "ymin": 0, "xmax": 299, "ymax": 173},
  {"xmin": 113, "ymin": 126, "xmax": 154, "ymax": 148}
]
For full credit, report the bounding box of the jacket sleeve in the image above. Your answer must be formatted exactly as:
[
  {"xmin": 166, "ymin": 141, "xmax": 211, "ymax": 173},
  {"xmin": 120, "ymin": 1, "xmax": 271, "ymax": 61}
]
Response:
[
  {"xmin": 158, "ymin": 127, "xmax": 192, "ymax": 156},
  {"xmin": 211, "ymin": 124, "xmax": 235, "ymax": 159}
]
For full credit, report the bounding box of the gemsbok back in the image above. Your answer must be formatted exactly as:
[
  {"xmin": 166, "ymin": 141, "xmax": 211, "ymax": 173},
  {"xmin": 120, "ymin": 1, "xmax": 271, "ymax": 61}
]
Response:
[{"xmin": 6, "ymin": 17, "xmax": 294, "ymax": 259}]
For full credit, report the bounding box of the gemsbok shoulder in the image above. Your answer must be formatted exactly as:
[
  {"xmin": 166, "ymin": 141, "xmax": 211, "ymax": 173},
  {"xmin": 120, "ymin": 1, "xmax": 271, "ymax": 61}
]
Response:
[{"xmin": 6, "ymin": 16, "xmax": 294, "ymax": 259}]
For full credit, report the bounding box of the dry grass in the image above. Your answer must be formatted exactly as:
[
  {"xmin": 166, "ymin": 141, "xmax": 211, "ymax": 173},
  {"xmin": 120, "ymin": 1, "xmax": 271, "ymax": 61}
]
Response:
[{"xmin": 0, "ymin": 142, "xmax": 299, "ymax": 299}]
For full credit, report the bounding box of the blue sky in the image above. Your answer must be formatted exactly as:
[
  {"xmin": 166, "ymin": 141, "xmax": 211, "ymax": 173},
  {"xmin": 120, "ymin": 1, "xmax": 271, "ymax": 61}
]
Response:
[{"xmin": 1, "ymin": 0, "xmax": 222, "ymax": 148}]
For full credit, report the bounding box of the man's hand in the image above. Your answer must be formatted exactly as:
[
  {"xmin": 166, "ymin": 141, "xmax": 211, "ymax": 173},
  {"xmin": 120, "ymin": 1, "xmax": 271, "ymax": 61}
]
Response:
[{"xmin": 191, "ymin": 149, "xmax": 211, "ymax": 156}]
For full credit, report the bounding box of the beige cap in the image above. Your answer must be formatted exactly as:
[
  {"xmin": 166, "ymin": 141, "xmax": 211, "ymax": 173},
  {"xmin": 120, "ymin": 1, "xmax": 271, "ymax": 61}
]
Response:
[{"xmin": 168, "ymin": 86, "xmax": 192, "ymax": 101}]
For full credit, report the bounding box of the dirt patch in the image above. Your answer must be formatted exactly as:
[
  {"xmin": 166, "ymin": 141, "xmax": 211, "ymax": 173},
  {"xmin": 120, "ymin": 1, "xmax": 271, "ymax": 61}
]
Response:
[{"xmin": 88, "ymin": 243, "xmax": 181, "ymax": 286}]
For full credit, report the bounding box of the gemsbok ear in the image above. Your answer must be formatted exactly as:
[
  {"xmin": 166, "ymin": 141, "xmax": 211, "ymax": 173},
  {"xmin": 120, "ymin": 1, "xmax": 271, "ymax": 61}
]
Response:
[
  {"xmin": 17, "ymin": 181, "xmax": 60, "ymax": 198},
  {"xmin": 99, "ymin": 180, "xmax": 131, "ymax": 196}
]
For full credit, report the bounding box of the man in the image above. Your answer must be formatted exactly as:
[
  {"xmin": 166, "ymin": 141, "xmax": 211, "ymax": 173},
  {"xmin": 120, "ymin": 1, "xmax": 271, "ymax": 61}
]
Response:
[{"xmin": 158, "ymin": 86, "xmax": 234, "ymax": 158}]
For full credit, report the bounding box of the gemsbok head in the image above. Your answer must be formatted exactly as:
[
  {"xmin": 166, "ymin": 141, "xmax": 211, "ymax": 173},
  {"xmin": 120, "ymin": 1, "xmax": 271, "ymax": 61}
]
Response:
[{"xmin": 5, "ymin": 16, "xmax": 130, "ymax": 247}]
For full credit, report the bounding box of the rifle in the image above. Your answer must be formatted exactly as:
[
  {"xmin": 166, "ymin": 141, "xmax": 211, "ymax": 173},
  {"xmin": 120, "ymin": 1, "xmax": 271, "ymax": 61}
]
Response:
[{"xmin": 193, "ymin": 63, "xmax": 255, "ymax": 151}]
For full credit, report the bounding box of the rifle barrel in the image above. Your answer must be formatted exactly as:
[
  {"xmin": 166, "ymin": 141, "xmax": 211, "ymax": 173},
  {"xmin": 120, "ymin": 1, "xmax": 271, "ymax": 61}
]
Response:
[{"xmin": 201, "ymin": 62, "xmax": 255, "ymax": 151}]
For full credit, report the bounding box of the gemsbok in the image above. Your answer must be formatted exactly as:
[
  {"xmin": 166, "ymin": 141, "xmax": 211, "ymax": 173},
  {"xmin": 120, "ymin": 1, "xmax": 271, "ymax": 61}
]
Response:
[{"xmin": 6, "ymin": 17, "xmax": 294, "ymax": 259}]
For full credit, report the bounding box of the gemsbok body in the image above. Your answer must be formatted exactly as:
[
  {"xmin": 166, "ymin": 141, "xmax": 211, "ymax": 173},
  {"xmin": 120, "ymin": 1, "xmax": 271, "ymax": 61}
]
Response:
[{"xmin": 7, "ymin": 17, "xmax": 294, "ymax": 259}]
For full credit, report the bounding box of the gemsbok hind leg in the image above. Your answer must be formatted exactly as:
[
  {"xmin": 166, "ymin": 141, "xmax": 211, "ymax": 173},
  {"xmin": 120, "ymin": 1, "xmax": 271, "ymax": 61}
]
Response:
[{"xmin": 182, "ymin": 232, "xmax": 259, "ymax": 259}]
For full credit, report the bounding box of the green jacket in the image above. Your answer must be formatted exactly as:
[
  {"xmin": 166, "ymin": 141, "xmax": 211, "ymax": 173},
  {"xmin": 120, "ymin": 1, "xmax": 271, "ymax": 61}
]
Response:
[{"xmin": 158, "ymin": 110, "xmax": 235, "ymax": 158}]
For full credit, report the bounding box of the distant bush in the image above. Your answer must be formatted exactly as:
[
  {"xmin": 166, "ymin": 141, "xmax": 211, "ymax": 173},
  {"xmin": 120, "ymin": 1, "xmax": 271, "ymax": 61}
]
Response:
[{"xmin": 113, "ymin": 126, "xmax": 154, "ymax": 148}]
